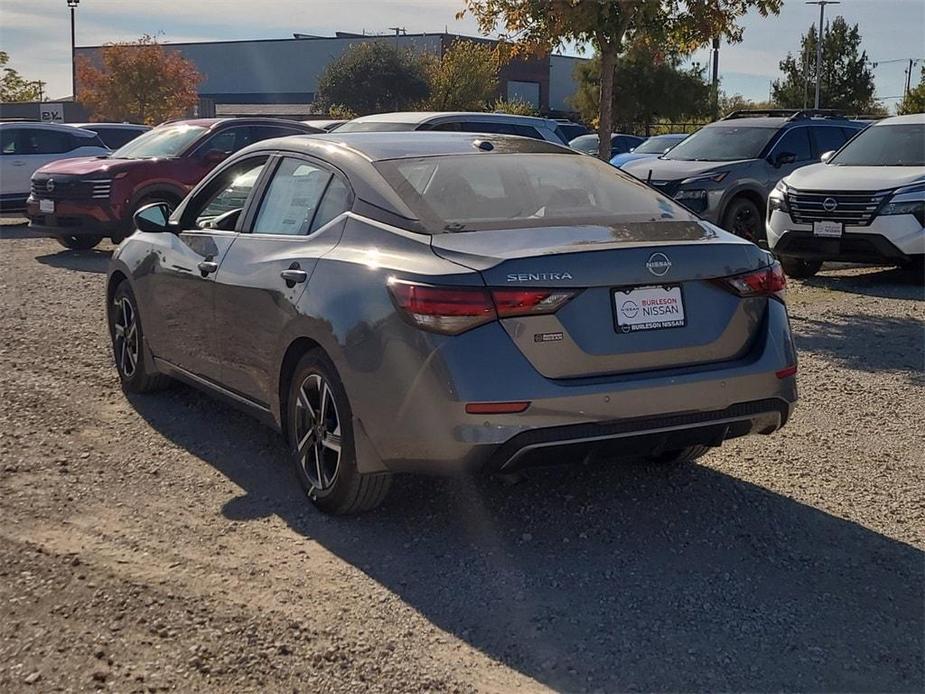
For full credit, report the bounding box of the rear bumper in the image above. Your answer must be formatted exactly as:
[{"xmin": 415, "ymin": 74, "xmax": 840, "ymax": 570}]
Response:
[
  {"xmin": 767, "ymin": 210, "xmax": 925, "ymax": 264},
  {"xmin": 26, "ymin": 196, "xmax": 129, "ymax": 238},
  {"xmin": 349, "ymin": 299, "xmax": 798, "ymax": 476}
]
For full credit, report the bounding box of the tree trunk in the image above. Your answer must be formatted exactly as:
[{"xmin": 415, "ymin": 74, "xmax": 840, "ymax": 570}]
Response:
[{"xmin": 597, "ymin": 43, "xmax": 616, "ymax": 161}]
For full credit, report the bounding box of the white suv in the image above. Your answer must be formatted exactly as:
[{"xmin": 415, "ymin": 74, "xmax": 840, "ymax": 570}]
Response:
[
  {"xmin": 767, "ymin": 114, "xmax": 924, "ymax": 278},
  {"xmin": 0, "ymin": 123, "xmax": 109, "ymax": 211}
]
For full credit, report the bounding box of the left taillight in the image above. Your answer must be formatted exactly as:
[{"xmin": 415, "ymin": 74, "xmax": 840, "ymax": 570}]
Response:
[
  {"xmin": 388, "ymin": 280, "xmax": 578, "ymax": 335},
  {"xmin": 715, "ymin": 261, "xmax": 787, "ymax": 301}
]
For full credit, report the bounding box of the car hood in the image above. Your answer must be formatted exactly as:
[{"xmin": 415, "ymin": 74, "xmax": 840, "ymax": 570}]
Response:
[
  {"xmin": 33, "ymin": 156, "xmax": 142, "ymax": 177},
  {"xmin": 621, "ymin": 157, "xmax": 749, "ymax": 181},
  {"xmin": 785, "ymin": 163, "xmax": 925, "ymax": 191},
  {"xmin": 610, "ymin": 152, "xmax": 656, "ymax": 168}
]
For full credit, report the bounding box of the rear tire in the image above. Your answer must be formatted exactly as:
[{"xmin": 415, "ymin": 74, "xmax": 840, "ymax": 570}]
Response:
[
  {"xmin": 779, "ymin": 256, "xmax": 823, "ymax": 279},
  {"xmin": 108, "ymin": 282, "xmax": 171, "ymax": 393},
  {"xmin": 56, "ymin": 234, "xmax": 103, "ymax": 250},
  {"xmin": 647, "ymin": 445, "xmax": 711, "ymax": 466},
  {"xmin": 287, "ymin": 349, "xmax": 391, "ymax": 515},
  {"xmin": 722, "ymin": 197, "xmax": 764, "ymax": 244}
]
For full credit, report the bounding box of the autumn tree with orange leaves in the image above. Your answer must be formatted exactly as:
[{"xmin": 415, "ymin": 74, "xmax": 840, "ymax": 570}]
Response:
[
  {"xmin": 76, "ymin": 35, "xmax": 201, "ymax": 124},
  {"xmin": 460, "ymin": 0, "xmax": 782, "ymax": 160}
]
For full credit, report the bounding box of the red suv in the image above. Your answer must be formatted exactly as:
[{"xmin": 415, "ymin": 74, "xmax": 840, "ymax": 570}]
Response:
[{"xmin": 27, "ymin": 118, "xmax": 322, "ymax": 249}]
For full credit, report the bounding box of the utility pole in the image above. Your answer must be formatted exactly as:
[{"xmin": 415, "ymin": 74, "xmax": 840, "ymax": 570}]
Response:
[
  {"xmin": 711, "ymin": 37, "xmax": 720, "ymax": 119},
  {"xmin": 806, "ymin": 1, "xmax": 839, "ymax": 110},
  {"xmin": 67, "ymin": 0, "xmax": 79, "ymax": 100},
  {"xmin": 906, "ymin": 58, "xmax": 914, "ymax": 95}
]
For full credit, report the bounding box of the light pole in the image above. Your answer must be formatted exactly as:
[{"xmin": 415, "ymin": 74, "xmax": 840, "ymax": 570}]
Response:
[
  {"xmin": 67, "ymin": 0, "xmax": 79, "ymax": 100},
  {"xmin": 806, "ymin": 1, "xmax": 839, "ymax": 110}
]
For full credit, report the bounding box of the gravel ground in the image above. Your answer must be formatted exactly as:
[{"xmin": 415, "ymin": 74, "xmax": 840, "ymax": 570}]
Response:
[{"xmin": 1, "ymin": 229, "xmax": 922, "ymax": 693}]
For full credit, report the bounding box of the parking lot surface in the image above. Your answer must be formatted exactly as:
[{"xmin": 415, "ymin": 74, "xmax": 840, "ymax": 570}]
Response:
[{"xmin": 1, "ymin": 228, "xmax": 923, "ymax": 692}]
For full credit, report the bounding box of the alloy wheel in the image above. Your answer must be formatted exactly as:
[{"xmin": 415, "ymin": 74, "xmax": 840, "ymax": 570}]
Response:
[
  {"xmin": 112, "ymin": 296, "xmax": 139, "ymax": 379},
  {"xmin": 732, "ymin": 206, "xmax": 760, "ymax": 242},
  {"xmin": 294, "ymin": 373, "xmax": 342, "ymax": 495}
]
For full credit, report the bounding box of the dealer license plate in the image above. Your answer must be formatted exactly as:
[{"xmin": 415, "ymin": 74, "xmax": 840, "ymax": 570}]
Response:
[
  {"xmin": 813, "ymin": 220, "xmax": 843, "ymax": 238},
  {"xmin": 614, "ymin": 285, "xmax": 686, "ymax": 333},
  {"xmin": 39, "ymin": 199, "xmax": 54, "ymax": 214}
]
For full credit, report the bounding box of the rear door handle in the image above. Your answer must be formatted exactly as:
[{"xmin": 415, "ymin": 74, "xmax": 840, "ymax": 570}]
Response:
[
  {"xmin": 198, "ymin": 260, "xmax": 219, "ymax": 276},
  {"xmin": 281, "ymin": 269, "xmax": 308, "ymax": 286}
]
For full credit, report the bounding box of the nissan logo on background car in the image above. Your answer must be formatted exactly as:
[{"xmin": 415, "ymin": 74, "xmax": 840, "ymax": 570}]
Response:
[
  {"xmin": 823, "ymin": 197, "xmax": 838, "ymax": 212},
  {"xmin": 646, "ymin": 252, "xmax": 672, "ymax": 276},
  {"xmin": 46, "ymin": 179, "xmax": 55, "ymax": 192}
]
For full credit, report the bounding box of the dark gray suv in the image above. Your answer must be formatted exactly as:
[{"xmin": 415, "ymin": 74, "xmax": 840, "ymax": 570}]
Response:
[{"xmin": 622, "ymin": 110, "xmax": 867, "ymax": 242}]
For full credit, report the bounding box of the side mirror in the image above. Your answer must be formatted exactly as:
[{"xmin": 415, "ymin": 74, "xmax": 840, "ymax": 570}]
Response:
[
  {"xmin": 134, "ymin": 202, "xmax": 172, "ymax": 233},
  {"xmin": 202, "ymin": 149, "xmax": 229, "ymax": 165},
  {"xmin": 629, "ymin": 146, "xmax": 636, "ymax": 152},
  {"xmin": 774, "ymin": 151, "xmax": 797, "ymax": 167},
  {"xmin": 820, "ymin": 150, "xmax": 836, "ymax": 164}
]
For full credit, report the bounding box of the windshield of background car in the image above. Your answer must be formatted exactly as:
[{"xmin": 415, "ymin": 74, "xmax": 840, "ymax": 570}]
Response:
[
  {"xmin": 568, "ymin": 135, "xmax": 599, "ymax": 154},
  {"xmin": 829, "ymin": 124, "xmax": 925, "ymax": 166},
  {"xmin": 375, "ymin": 153, "xmax": 696, "ymax": 232},
  {"xmin": 111, "ymin": 124, "xmax": 208, "ymax": 159},
  {"xmin": 633, "ymin": 135, "xmax": 685, "ymax": 154},
  {"xmin": 663, "ymin": 125, "xmax": 776, "ymax": 161},
  {"xmin": 335, "ymin": 121, "xmax": 417, "ymax": 132}
]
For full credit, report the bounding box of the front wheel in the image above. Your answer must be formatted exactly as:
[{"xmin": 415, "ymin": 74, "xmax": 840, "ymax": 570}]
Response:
[
  {"xmin": 779, "ymin": 256, "xmax": 823, "ymax": 279},
  {"xmin": 55, "ymin": 234, "xmax": 103, "ymax": 250},
  {"xmin": 287, "ymin": 350, "xmax": 390, "ymax": 515},
  {"xmin": 108, "ymin": 282, "xmax": 171, "ymax": 393},
  {"xmin": 722, "ymin": 198, "xmax": 764, "ymax": 244}
]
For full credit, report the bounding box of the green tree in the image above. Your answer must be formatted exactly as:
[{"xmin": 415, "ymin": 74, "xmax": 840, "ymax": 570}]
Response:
[
  {"xmin": 898, "ymin": 67, "xmax": 925, "ymax": 115},
  {"xmin": 570, "ymin": 41, "xmax": 711, "ymax": 133},
  {"xmin": 0, "ymin": 51, "xmax": 43, "ymax": 102},
  {"xmin": 491, "ymin": 96, "xmax": 539, "ymax": 116},
  {"xmin": 316, "ymin": 42, "xmax": 430, "ymax": 116},
  {"xmin": 772, "ymin": 16, "xmax": 880, "ymax": 114},
  {"xmin": 424, "ymin": 39, "xmax": 502, "ymax": 111},
  {"xmin": 460, "ymin": 0, "xmax": 781, "ymax": 160}
]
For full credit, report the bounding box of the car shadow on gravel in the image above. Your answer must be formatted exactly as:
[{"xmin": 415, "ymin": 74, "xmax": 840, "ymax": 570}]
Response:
[
  {"xmin": 35, "ymin": 249, "xmax": 112, "ymax": 274},
  {"xmin": 804, "ymin": 266, "xmax": 924, "ymax": 300},
  {"xmin": 793, "ymin": 312, "xmax": 924, "ymax": 382},
  {"xmin": 129, "ymin": 385, "xmax": 924, "ymax": 693}
]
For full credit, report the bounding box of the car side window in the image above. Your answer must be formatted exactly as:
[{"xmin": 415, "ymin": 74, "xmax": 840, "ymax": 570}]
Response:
[
  {"xmin": 0, "ymin": 129, "xmax": 17, "ymax": 154},
  {"xmin": 186, "ymin": 158, "xmax": 268, "ymax": 230},
  {"xmin": 773, "ymin": 128, "xmax": 813, "ymax": 162},
  {"xmin": 251, "ymin": 158, "xmax": 333, "ymax": 235},
  {"xmin": 429, "ymin": 121, "xmax": 462, "ymax": 132},
  {"xmin": 199, "ymin": 126, "xmax": 253, "ymax": 157},
  {"xmin": 19, "ymin": 129, "xmax": 74, "ymax": 154},
  {"xmin": 309, "ymin": 177, "xmax": 350, "ymax": 232},
  {"xmin": 812, "ymin": 126, "xmax": 847, "ymax": 158},
  {"xmin": 250, "ymin": 125, "xmax": 308, "ymax": 140}
]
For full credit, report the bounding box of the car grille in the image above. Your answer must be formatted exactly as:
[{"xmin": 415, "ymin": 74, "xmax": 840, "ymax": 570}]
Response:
[
  {"xmin": 787, "ymin": 190, "xmax": 889, "ymax": 227},
  {"xmin": 31, "ymin": 178, "xmax": 112, "ymax": 200}
]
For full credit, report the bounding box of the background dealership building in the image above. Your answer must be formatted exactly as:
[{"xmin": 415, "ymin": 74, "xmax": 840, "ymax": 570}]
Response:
[{"xmin": 64, "ymin": 30, "xmax": 587, "ymax": 120}]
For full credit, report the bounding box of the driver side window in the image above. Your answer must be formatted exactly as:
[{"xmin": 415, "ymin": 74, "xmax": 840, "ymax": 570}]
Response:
[{"xmin": 187, "ymin": 158, "xmax": 268, "ymax": 230}]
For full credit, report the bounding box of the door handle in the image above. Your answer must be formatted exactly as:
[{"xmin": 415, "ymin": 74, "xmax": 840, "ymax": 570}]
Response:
[
  {"xmin": 11, "ymin": 160, "xmax": 26, "ymax": 167},
  {"xmin": 198, "ymin": 260, "xmax": 219, "ymax": 276},
  {"xmin": 281, "ymin": 269, "xmax": 308, "ymax": 286}
]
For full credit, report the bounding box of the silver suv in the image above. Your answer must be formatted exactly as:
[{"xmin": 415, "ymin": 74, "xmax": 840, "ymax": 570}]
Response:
[
  {"xmin": 622, "ymin": 110, "xmax": 867, "ymax": 242},
  {"xmin": 336, "ymin": 111, "xmax": 568, "ymax": 144}
]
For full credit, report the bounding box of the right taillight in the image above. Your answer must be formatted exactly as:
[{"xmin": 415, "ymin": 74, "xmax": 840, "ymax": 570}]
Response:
[
  {"xmin": 715, "ymin": 262, "xmax": 787, "ymax": 302},
  {"xmin": 388, "ymin": 280, "xmax": 578, "ymax": 335}
]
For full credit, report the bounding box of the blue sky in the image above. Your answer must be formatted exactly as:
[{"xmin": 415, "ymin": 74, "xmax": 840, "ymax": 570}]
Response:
[{"xmin": 1, "ymin": 0, "xmax": 922, "ymax": 108}]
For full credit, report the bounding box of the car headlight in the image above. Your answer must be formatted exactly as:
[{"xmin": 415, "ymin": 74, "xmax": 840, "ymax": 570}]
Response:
[
  {"xmin": 774, "ymin": 180, "xmax": 790, "ymax": 194},
  {"xmin": 768, "ymin": 181, "xmax": 790, "ymax": 215},
  {"xmin": 680, "ymin": 171, "xmax": 729, "ymax": 185},
  {"xmin": 880, "ymin": 200, "xmax": 924, "ymax": 226},
  {"xmin": 893, "ymin": 182, "xmax": 925, "ymax": 196}
]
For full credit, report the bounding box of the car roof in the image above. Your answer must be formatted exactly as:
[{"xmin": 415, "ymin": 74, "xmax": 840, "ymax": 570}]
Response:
[
  {"xmin": 157, "ymin": 117, "xmax": 322, "ymax": 131},
  {"xmin": 72, "ymin": 122, "xmax": 151, "ymax": 130},
  {"xmin": 709, "ymin": 116, "xmax": 865, "ymax": 129},
  {"xmin": 345, "ymin": 111, "xmax": 554, "ymax": 127},
  {"xmin": 0, "ymin": 121, "xmax": 99, "ymax": 137},
  {"xmin": 251, "ymin": 130, "xmax": 573, "ymax": 162},
  {"xmin": 872, "ymin": 113, "xmax": 925, "ymax": 126}
]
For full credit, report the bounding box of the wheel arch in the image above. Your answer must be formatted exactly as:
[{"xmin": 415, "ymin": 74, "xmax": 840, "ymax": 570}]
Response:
[
  {"xmin": 720, "ymin": 186, "xmax": 766, "ymax": 222},
  {"xmin": 129, "ymin": 183, "xmax": 185, "ymax": 211},
  {"xmin": 277, "ymin": 336, "xmax": 326, "ymax": 439}
]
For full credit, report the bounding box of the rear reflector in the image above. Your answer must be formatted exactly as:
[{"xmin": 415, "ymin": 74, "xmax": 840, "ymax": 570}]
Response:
[
  {"xmin": 388, "ymin": 279, "xmax": 578, "ymax": 335},
  {"xmin": 465, "ymin": 401, "xmax": 530, "ymax": 414},
  {"xmin": 775, "ymin": 364, "xmax": 797, "ymax": 379},
  {"xmin": 715, "ymin": 261, "xmax": 787, "ymax": 300}
]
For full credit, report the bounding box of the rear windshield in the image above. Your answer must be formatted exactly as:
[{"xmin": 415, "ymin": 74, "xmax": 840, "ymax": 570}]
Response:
[
  {"xmin": 829, "ymin": 124, "xmax": 925, "ymax": 166},
  {"xmin": 663, "ymin": 125, "xmax": 777, "ymax": 161},
  {"xmin": 336, "ymin": 121, "xmax": 416, "ymax": 133},
  {"xmin": 375, "ymin": 153, "xmax": 695, "ymax": 232},
  {"xmin": 633, "ymin": 135, "xmax": 686, "ymax": 155},
  {"xmin": 111, "ymin": 124, "xmax": 207, "ymax": 159},
  {"xmin": 568, "ymin": 134, "xmax": 599, "ymax": 154}
]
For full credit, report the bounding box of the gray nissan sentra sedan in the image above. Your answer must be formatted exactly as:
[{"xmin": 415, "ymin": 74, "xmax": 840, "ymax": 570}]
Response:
[{"xmin": 106, "ymin": 132, "xmax": 798, "ymax": 514}]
